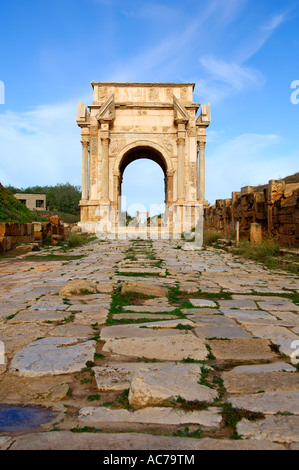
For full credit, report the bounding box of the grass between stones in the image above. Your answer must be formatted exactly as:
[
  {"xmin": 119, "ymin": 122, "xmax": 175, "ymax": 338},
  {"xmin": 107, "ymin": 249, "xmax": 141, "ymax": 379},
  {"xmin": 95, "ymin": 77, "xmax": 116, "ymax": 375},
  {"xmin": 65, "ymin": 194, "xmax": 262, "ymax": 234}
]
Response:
[
  {"xmin": 107, "ymin": 287, "xmax": 173, "ymax": 325},
  {"xmin": 231, "ymin": 240, "xmax": 299, "ymax": 275},
  {"xmin": 24, "ymin": 254, "xmax": 87, "ymax": 261},
  {"xmin": 63, "ymin": 238, "xmax": 279, "ymax": 441}
]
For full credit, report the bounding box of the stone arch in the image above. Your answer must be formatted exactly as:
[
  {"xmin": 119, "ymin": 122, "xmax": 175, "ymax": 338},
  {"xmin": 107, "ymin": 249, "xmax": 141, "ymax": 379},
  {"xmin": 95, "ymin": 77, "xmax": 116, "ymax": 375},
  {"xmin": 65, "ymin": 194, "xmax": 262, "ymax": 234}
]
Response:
[
  {"xmin": 113, "ymin": 140, "xmax": 173, "ymax": 176},
  {"xmin": 113, "ymin": 140, "xmax": 175, "ymax": 210}
]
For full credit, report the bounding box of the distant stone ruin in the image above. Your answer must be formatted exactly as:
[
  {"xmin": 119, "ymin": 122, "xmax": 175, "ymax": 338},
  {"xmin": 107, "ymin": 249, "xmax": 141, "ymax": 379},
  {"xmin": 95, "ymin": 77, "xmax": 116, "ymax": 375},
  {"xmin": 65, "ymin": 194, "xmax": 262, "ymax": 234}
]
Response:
[{"xmin": 204, "ymin": 173, "xmax": 299, "ymax": 247}]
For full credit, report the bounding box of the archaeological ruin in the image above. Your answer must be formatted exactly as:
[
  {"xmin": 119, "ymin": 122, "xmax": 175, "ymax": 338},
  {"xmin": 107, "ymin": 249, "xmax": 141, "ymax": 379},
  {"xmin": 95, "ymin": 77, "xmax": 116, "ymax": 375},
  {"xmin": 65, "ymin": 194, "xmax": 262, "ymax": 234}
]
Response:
[{"xmin": 76, "ymin": 82, "xmax": 210, "ymax": 236}]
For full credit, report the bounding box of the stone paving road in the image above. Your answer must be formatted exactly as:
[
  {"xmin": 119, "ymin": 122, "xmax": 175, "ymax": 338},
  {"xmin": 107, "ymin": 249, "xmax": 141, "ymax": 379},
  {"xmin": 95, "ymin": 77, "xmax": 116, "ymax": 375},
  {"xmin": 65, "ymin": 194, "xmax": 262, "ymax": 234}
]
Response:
[{"xmin": 0, "ymin": 238, "xmax": 299, "ymax": 450}]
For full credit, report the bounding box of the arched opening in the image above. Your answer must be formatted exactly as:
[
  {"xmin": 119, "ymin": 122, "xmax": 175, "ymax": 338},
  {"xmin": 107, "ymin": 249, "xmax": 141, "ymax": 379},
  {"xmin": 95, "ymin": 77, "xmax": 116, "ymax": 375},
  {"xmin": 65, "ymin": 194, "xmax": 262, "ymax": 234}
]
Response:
[{"xmin": 118, "ymin": 146, "xmax": 168, "ymax": 227}]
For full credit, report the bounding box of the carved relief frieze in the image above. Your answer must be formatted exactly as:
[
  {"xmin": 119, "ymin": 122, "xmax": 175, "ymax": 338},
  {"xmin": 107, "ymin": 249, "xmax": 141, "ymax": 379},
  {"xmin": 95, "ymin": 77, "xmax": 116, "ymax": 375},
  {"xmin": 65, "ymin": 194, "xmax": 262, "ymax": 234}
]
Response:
[
  {"xmin": 180, "ymin": 87, "xmax": 188, "ymax": 102},
  {"xmin": 187, "ymin": 126, "xmax": 197, "ymax": 137},
  {"xmin": 149, "ymin": 87, "xmax": 159, "ymax": 101},
  {"xmin": 190, "ymin": 162, "xmax": 197, "ymax": 182},
  {"xmin": 166, "ymin": 88, "xmax": 173, "ymax": 101},
  {"xmin": 109, "ymin": 139, "xmax": 119, "ymax": 156},
  {"xmin": 98, "ymin": 87, "xmax": 108, "ymax": 102}
]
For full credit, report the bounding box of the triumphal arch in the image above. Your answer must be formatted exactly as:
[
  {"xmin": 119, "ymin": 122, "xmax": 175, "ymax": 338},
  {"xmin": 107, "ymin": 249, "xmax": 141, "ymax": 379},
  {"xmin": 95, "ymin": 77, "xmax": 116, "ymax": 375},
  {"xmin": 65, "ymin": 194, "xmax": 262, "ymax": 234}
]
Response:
[{"xmin": 76, "ymin": 82, "xmax": 210, "ymax": 237}]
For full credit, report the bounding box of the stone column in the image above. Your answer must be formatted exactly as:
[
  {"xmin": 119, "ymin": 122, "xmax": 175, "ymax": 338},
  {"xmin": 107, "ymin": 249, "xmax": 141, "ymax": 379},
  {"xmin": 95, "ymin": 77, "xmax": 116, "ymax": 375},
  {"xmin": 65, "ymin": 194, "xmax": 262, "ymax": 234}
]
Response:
[
  {"xmin": 101, "ymin": 137, "xmax": 110, "ymax": 202},
  {"xmin": 198, "ymin": 140, "xmax": 206, "ymax": 203},
  {"xmin": 166, "ymin": 170, "xmax": 174, "ymax": 205},
  {"xmin": 81, "ymin": 139, "xmax": 89, "ymax": 200},
  {"xmin": 177, "ymin": 137, "xmax": 185, "ymax": 201}
]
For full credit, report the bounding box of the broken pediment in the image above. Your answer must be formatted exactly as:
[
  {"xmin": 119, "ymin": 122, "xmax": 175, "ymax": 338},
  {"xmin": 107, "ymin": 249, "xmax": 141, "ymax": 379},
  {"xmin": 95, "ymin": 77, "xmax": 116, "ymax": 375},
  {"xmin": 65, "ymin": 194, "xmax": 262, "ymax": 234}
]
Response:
[
  {"xmin": 173, "ymin": 95, "xmax": 190, "ymax": 125},
  {"xmin": 96, "ymin": 94, "xmax": 115, "ymax": 123},
  {"xmin": 76, "ymin": 102, "xmax": 90, "ymax": 126},
  {"xmin": 196, "ymin": 103, "xmax": 211, "ymax": 127}
]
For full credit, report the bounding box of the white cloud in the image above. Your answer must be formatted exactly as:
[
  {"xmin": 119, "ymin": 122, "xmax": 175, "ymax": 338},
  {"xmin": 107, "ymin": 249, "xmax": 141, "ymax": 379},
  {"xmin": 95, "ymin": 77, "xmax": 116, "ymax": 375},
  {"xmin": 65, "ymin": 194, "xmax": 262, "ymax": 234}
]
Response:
[
  {"xmin": 196, "ymin": 55, "xmax": 264, "ymax": 104},
  {"xmin": 233, "ymin": 12, "xmax": 288, "ymax": 63},
  {"xmin": 206, "ymin": 133, "xmax": 299, "ymax": 203},
  {"xmin": 0, "ymin": 99, "xmax": 83, "ymax": 188}
]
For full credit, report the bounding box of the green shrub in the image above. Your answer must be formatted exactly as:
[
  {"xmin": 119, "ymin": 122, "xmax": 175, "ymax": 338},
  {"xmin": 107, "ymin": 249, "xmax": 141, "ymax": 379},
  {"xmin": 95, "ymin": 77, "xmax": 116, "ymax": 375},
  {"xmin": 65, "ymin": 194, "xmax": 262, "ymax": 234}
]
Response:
[
  {"xmin": 66, "ymin": 233, "xmax": 96, "ymax": 248},
  {"xmin": 203, "ymin": 230, "xmax": 222, "ymax": 246},
  {"xmin": 236, "ymin": 240, "xmax": 280, "ymax": 266}
]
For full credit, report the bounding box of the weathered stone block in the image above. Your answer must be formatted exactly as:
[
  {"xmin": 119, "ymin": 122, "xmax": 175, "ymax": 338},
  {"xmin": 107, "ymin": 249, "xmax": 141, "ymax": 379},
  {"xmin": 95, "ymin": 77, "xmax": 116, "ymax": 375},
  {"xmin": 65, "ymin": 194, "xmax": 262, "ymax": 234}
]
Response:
[
  {"xmin": 34, "ymin": 231, "xmax": 43, "ymax": 241},
  {"xmin": 0, "ymin": 236, "xmax": 12, "ymax": 252},
  {"xmin": 250, "ymin": 223, "xmax": 262, "ymax": 244},
  {"xmin": 0, "ymin": 223, "xmax": 7, "ymax": 237},
  {"xmin": 49, "ymin": 216, "xmax": 60, "ymax": 225},
  {"xmin": 121, "ymin": 281, "xmax": 167, "ymax": 298}
]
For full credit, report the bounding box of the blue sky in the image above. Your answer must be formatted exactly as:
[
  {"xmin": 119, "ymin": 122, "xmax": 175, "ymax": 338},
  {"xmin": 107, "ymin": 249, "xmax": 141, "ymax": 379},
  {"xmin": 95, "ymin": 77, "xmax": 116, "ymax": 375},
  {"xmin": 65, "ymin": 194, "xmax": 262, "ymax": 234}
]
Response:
[{"xmin": 0, "ymin": 0, "xmax": 298, "ymax": 213}]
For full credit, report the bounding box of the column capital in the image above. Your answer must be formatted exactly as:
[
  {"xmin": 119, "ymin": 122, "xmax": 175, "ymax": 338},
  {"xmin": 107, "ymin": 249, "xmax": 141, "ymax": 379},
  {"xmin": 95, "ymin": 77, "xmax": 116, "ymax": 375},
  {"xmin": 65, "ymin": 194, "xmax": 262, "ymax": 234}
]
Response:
[
  {"xmin": 177, "ymin": 137, "xmax": 185, "ymax": 146},
  {"xmin": 101, "ymin": 136, "xmax": 110, "ymax": 145},
  {"xmin": 81, "ymin": 139, "xmax": 89, "ymax": 147},
  {"xmin": 197, "ymin": 140, "xmax": 206, "ymax": 150}
]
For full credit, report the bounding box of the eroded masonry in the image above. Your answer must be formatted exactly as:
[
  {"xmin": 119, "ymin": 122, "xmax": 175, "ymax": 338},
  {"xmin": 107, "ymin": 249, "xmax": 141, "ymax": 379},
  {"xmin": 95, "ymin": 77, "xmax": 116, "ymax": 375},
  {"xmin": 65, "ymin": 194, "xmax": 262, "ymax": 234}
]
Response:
[{"xmin": 76, "ymin": 82, "xmax": 210, "ymax": 235}]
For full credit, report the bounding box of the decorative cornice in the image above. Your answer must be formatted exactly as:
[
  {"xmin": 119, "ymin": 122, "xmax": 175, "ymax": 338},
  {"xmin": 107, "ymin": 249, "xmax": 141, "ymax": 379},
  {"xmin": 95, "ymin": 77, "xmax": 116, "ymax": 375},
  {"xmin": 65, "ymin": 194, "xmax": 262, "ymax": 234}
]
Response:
[
  {"xmin": 196, "ymin": 104, "xmax": 211, "ymax": 128},
  {"xmin": 91, "ymin": 82, "xmax": 196, "ymax": 89},
  {"xmin": 173, "ymin": 95, "xmax": 190, "ymax": 125},
  {"xmin": 76, "ymin": 101, "xmax": 90, "ymax": 127},
  {"xmin": 96, "ymin": 94, "xmax": 115, "ymax": 123}
]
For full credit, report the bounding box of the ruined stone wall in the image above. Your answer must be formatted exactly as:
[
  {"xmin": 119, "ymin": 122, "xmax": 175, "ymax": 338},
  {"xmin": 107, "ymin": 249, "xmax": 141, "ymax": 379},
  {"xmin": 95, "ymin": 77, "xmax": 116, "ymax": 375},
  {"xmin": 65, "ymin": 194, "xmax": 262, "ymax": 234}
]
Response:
[
  {"xmin": 0, "ymin": 222, "xmax": 35, "ymax": 252},
  {"xmin": 0, "ymin": 216, "xmax": 71, "ymax": 252},
  {"xmin": 204, "ymin": 173, "xmax": 299, "ymax": 247}
]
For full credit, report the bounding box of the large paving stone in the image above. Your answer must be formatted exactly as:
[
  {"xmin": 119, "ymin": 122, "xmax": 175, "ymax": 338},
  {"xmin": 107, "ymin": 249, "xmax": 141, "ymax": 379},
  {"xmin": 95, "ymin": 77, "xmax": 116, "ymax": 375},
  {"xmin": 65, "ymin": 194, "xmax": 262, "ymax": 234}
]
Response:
[
  {"xmin": 191, "ymin": 315, "xmax": 237, "ymax": 327},
  {"xmin": 102, "ymin": 333, "xmax": 208, "ymax": 361},
  {"xmin": 189, "ymin": 299, "xmax": 217, "ymax": 308},
  {"xmin": 229, "ymin": 390, "xmax": 299, "ymax": 414},
  {"xmin": 257, "ymin": 299, "xmax": 299, "ymax": 312},
  {"xmin": 119, "ymin": 268, "xmax": 166, "ymax": 276},
  {"xmin": 218, "ymin": 300, "xmax": 258, "ymax": 310},
  {"xmin": 195, "ymin": 326, "xmax": 251, "ymax": 339},
  {"xmin": 244, "ymin": 325, "xmax": 299, "ymax": 342},
  {"xmin": 27, "ymin": 302, "xmax": 68, "ymax": 311},
  {"xmin": 223, "ymin": 370, "xmax": 299, "ymax": 394},
  {"xmin": 221, "ymin": 309, "xmax": 277, "ymax": 325},
  {"xmin": 121, "ymin": 281, "xmax": 168, "ymax": 297},
  {"xmin": 10, "ymin": 337, "xmax": 96, "ymax": 377},
  {"xmin": 112, "ymin": 313, "xmax": 179, "ymax": 320},
  {"xmin": 0, "ymin": 302, "xmax": 28, "ymax": 319},
  {"xmin": 100, "ymin": 325, "xmax": 184, "ymax": 340},
  {"xmin": 237, "ymin": 415, "xmax": 299, "ymax": 443},
  {"xmin": 271, "ymin": 312, "xmax": 299, "ymax": 327},
  {"xmin": 79, "ymin": 406, "xmax": 222, "ymax": 427},
  {"xmin": 128, "ymin": 363, "xmax": 218, "ymax": 407},
  {"xmin": 290, "ymin": 442, "xmax": 299, "ymax": 450},
  {"xmin": 93, "ymin": 363, "xmax": 170, "ymax": 391},
  {"xmin": 123, "ymin": 305, "xmax": 176, "ymax": 313},
  {"xmin": 0, "ymin": 324, "xmax": 53, "ymax": 354},
  {"xmin": 59, "ymin": 279, "xmax": 99, "ymax": 296},
  {"xmin": 0, "ymin": 374, "xmax": 72, "ymax": 403},
  {"xmin": 136, "ymin": 319, "xmax": 195, "ymax": 329},
  {"xmin": 228, "ymin": 362, "xmax": 296, "ymax": 373},
  {"xmin": 0, "ymin": 436, "xmax": 14, "ymax": 450},
  {"xmin": 182, "ymin": 308, "xmax": 220, "ymax": 316},
  {"xmin": 7, "ymin": 309, "xmax": 70, "ymax": 324},
  {"xmin": 47, "ymin": 324, "xmax": 94, "ymax": 337},
  {"xmin": 207, "ymin": 338, "xmax": 277, "ymax": 362},
  {"xmin": 7, "ymin": 431, "xmax": 286, "ymax": 450},
  {"xmin": 72, "ymin": 307, "xmax": 109, "ymax": 326}
]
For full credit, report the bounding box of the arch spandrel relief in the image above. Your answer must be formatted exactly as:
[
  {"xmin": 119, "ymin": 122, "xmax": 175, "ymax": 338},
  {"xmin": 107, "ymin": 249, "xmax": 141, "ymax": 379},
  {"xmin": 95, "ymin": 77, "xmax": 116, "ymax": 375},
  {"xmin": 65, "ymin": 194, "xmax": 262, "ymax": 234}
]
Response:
[{"xmin": 76, "ymin": 83, "xmax": 210, "ymax": 235}]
